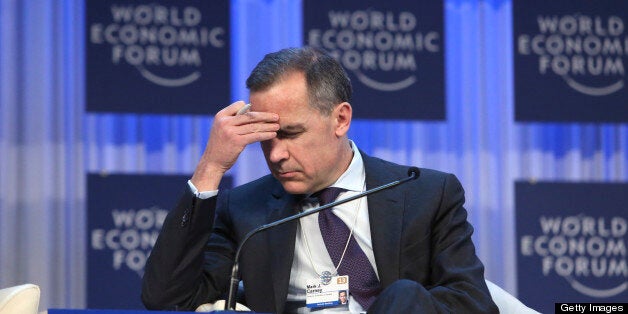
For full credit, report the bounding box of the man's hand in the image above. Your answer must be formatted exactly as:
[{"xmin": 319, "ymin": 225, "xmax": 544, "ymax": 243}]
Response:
[{"xmin": 191, "ymin": 101, "xmax": 279, "ymax": 191}]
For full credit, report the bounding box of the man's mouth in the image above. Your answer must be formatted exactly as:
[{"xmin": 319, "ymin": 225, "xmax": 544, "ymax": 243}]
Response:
[{"xmin": 275, "ymin": 170, "xmax": 298, "ymax": 178}]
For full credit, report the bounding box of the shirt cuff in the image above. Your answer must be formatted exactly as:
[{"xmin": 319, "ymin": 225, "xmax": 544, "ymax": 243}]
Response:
[{"xmin": 187, "ymin": 180, "xmax": 218, "ymax": 199}]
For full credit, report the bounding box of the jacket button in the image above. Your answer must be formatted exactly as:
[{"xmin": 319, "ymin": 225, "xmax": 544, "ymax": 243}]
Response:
[{"xmin": 181, "ymin": 208, "xmax": 191, "ymax": 227}]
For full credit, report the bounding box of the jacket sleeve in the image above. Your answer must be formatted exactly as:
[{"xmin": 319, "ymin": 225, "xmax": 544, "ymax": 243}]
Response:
[
  {"xmin": 141, "ymin": 187, "xmax": 236, "ymax": 311},
  {"xmin": 370, "ymin": 174, "xmax": 498, "ymax": 313},
  {"xmin": 424, "ymin": 173, "xmax": 498, "ymax": 313}
]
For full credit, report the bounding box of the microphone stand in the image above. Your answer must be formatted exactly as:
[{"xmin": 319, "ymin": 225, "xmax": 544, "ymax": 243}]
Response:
[{"xmin": 225, "ymin": 167, "xmax": 420, "ymax": 310}]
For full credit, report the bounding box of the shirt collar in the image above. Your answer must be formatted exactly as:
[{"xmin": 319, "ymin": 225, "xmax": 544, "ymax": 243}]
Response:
[{"xmin": 329, "ymin": 140, "xmax": 365, "ymax": 193}]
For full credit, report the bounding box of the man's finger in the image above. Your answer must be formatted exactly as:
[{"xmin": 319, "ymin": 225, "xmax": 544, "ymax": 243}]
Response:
[
  {"xmin": 233, "ymin": 111, "xmax": 279, "ymax": 125},
  {"xmin": 236, "ymin": 121, "xmax": 280, "ymax": 135},
  {"xmin": 241, "ymin": 131, "xmax": 278, "ymax": 143}
]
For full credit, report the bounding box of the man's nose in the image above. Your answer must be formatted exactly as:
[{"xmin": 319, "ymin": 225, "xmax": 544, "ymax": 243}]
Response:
[{"xmin": 266, "ymin": 138, "xmax": 289, "ymax": 163}]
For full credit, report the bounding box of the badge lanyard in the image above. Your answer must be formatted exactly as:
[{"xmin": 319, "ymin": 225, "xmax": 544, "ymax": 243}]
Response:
[{"xmin": 300, "ymin": 190, "xmax": 364, "ymax": 285}]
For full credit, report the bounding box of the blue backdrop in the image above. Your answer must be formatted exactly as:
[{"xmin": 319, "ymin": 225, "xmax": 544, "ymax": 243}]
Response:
[{"xmin": 1, "ymin": 0, "xmax": 627, "ymax": 310}]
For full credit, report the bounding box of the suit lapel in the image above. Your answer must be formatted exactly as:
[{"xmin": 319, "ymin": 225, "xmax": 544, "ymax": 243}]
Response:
[
  {"xmin": 362, "ymin": 153, "xmax": 405, "ymax": 287},
  {"xmin": 266, "ymin": 185, "xmax": 299, "ymax": 313}
]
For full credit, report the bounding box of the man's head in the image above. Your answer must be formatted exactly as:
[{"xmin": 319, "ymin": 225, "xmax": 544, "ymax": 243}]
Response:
[
  {"xmin": 246, "ymin": 47, "xmax": 352, "ymax": 116},
  {"xmin": 246, "ymin": 47, "xmax": 354, "ymax": 195},
  {"xmin": 339, "ymin": 290, "xmax": 347, "ymax": 304}
]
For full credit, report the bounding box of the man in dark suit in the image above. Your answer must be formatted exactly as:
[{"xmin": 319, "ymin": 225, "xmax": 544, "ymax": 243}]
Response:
[{"xmin": 142, "ymin": 47, "xmax": 498, "ymax": 313}]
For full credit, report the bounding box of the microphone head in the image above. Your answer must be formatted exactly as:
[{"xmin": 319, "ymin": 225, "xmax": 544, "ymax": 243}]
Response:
[{"xmin": 407, "ymin": 167, "xmax": 421, "ymax": 179}]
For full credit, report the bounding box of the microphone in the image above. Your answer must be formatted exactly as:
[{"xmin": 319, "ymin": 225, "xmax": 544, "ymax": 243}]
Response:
[{"xmin": 225, "ymin": 167, "xmax": 421, "ymax": 310}]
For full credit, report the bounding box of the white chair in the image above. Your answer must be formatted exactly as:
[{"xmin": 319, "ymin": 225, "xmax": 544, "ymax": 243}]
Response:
[
  {"xmin": 485, "ymin": 280, "xmax": 539, "ymax": 313},
  {"xmin": 196, "ymin": 300, "xmax": 251, "ymax": 312},
  {"xmin": 0, "ymin": 284, "xmax": 40, "ymax": 314}
]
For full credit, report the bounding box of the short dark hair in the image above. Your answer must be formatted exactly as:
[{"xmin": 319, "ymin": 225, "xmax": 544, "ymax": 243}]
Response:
[{"xmin": 246, "ymin": 47, "xmax": 352, "ymax": 115}]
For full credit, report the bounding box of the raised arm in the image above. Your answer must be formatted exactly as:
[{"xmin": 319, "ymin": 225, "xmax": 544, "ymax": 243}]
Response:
[{"xmin": 141, "ymin": 101, "xmax": 279, "ymax": 310}]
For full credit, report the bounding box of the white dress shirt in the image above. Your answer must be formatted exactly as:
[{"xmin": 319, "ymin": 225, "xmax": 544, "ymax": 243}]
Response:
[{"xmin": 286, "ymin": 141, "xmax": 374, "ymax": 313}]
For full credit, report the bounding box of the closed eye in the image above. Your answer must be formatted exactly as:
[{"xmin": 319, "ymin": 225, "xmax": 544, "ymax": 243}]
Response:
[{"xmin": 276, "ymin": 130, "xmax": 301, "ymax": 139}]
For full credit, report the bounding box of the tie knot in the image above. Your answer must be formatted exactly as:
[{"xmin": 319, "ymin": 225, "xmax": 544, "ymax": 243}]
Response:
[{"xmin": 314, "ymin": 187, "xmax": 345, "ymax": 206}]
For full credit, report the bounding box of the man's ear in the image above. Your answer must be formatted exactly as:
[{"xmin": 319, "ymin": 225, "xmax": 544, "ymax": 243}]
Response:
[{"xmin": 334, "ymin": 102, "xmax": 352, "ymax": 137}]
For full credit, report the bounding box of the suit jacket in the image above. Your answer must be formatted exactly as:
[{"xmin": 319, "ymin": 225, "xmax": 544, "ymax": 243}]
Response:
[{"xmin": 142, "ymin": 152, "xmax": 498, "ymax": 313}]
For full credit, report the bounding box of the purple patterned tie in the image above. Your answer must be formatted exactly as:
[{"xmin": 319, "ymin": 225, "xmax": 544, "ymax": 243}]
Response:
[{"xmin": 316, "ymin": 187, "xmax": 382, "ymax": 310}]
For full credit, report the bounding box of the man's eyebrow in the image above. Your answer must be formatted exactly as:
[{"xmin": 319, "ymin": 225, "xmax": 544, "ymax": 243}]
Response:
[{"xmin": 280, "ymin": 124, "xmax": 306, "ymax": 132}]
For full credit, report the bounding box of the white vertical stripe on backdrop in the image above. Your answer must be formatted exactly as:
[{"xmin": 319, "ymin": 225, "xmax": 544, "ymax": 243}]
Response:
[
  {"xmin": 0, "ymin": 0, "xmax": 626, "ymax": 310},
  {"xmin": 0, "ymin": 0, "xmax": 86, "ymax": 308}
]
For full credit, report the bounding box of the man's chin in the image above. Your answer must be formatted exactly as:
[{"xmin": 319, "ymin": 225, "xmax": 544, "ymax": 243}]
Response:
[{"xmin": 278, "ymin": 180, "xmax": 311, "ymax": 195}]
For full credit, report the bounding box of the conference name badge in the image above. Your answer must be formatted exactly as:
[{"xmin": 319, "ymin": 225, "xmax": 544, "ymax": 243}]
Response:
[{"xmin": 306, "ymin": 275, "xmax": 350, "ymax": 309}]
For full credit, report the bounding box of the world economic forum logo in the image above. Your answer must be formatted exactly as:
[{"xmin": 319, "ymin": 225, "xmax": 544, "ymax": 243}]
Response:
[
  {"xmin": 91, "ymin": 206, "xmax": 168, "ymax": 276},
  {"xmin": 520, "ymin": 215, "xmax": 627, "ymax": 298},
  {"xmin": 517, "ymin": 14, "xmax": 627, "ymax": 96},
  {"xmin": 89, "ymin": 3, "xmax": 225, "ymax": 88},
  {"xmin": 307, "ymin": 9, "xmax": 440, "ymax": 92}
]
